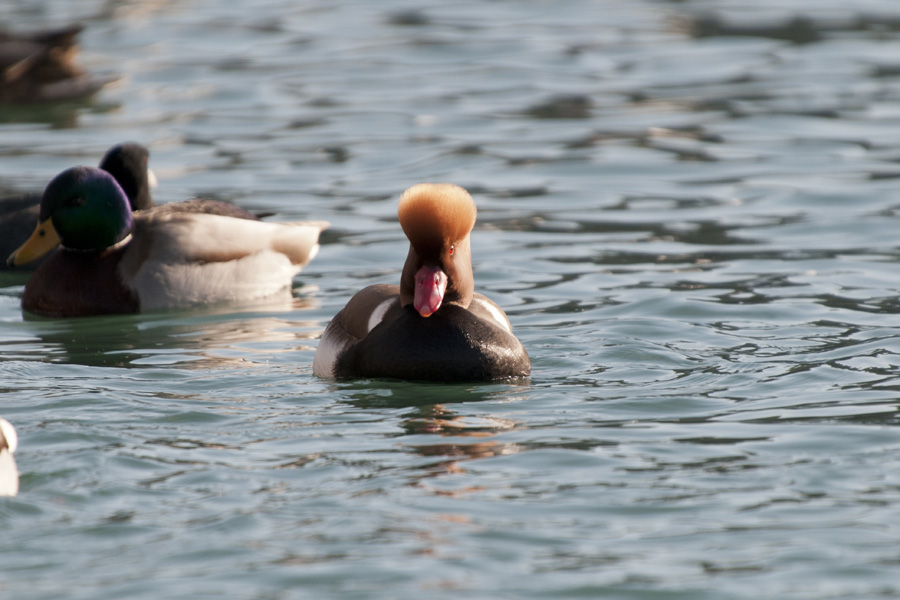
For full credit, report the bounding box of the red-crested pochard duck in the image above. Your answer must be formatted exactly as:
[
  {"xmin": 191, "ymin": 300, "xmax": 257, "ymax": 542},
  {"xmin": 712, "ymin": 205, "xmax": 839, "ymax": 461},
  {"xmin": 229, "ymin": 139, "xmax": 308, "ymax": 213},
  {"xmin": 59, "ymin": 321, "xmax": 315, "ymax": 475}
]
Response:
[{"xmin": 313, "ymin": 183, "xmax": 530, "ymax": 382}]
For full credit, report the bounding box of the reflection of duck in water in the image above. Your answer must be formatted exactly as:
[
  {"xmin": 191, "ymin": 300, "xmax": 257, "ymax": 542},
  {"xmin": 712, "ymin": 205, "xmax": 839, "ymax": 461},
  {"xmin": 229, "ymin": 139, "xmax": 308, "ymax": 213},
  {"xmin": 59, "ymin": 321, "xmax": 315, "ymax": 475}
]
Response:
[
  {"xmin": 314, "ymin": 183, "xmax": 530, "ymax": 382},
  {"xmin": 7, "ymin": 166, "xmax": 328, "ymax": 316},
  {"xmin": 402, "ymin": 405, "xmax": 522, "ymax": 489},
  {"xmin": 0, "ymin": 23, "xmax": 115, "ymax": 104},
  {"xmin": 0, "ymin": 417, "xmax": 18, "ymax": 497},
  {"xmin": 0, "ymin": 143, "xmax": 157, "ymax": 271},
  {"xmin": 21, "ymin": 296, "xmax": 319, "ymax": 369}
]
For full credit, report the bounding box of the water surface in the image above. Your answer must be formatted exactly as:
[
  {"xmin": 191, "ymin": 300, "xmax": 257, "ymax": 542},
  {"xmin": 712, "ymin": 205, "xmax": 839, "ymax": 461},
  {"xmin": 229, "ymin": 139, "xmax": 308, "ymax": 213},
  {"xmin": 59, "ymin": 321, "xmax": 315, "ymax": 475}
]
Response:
[{"xmin": 2, "ymin": 1, "xmax": 900, "ymax": 598}]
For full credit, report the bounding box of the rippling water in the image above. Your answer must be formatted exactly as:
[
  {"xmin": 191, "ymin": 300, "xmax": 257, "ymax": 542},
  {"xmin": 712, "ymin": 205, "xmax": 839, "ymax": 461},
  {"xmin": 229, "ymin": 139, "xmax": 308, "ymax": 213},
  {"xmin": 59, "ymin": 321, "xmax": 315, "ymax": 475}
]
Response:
[{"xmin": 3, "ymin": 1, "xmax": 900, "ymax": 598}]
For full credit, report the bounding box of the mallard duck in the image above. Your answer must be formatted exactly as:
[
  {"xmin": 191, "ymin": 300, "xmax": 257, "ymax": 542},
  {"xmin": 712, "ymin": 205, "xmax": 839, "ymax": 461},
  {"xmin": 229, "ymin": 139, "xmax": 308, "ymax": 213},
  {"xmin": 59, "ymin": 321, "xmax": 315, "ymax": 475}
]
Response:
[
  {"xmin": 7, "ymin": 166, "xmax": 328, "ymax": 316},
  {"xmin": 0, "ymin": 142, "xmax": 155, "ymax": 271},
  {"xmin": 313, "ymin": 183, "xmax": 530, "ymax": 382},
  {"xmin": 0, "ymin": 417, "xmax": 18, "ymax": 497},
  {"xmin": 1, "ymin": 142, "xmax": 264, "ymax": 271},
  {"xmin": 0, "ymin": 23, "xmax": 115, "ymax": 104}
]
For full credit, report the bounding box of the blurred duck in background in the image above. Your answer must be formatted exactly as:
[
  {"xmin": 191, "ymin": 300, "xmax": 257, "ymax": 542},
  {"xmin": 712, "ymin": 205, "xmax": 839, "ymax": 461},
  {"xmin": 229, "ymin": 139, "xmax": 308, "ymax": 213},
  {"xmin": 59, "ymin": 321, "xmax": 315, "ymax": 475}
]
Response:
[
  {"xmin": 0, "ymin": 23, "xmax": 116, "ymax": 104},
  {"xmin": 0, "ymin": 417, "xmax": 18, "ymax": 497}
]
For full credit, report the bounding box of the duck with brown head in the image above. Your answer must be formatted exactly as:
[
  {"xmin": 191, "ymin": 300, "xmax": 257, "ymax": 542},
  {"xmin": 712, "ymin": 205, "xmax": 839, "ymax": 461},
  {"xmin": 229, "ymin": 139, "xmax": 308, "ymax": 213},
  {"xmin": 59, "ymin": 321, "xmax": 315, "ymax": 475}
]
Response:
[{"xmin": 314, "ymin": 183, "xmax": 530, "ymax": 382}]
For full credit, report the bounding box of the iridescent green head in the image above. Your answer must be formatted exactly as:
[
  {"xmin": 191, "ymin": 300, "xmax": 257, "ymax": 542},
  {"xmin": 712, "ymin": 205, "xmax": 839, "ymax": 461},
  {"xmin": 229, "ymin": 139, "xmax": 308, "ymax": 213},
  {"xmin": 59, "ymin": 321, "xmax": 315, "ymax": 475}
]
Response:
[{"xmin": 40, "ymin": 166, "xmax": 135, "ymax": 251}]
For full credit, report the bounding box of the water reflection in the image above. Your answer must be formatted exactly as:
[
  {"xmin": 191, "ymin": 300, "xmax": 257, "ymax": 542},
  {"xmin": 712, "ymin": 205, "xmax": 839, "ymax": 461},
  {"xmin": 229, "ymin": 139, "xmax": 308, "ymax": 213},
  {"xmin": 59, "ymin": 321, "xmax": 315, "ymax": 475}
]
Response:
[
  {"xmin": 0, "ymin": 101, "xmax": 91, "ymax": 128},
  {"xmin": 336, "ymin": 383, "xmax": 527, "ymax": 488},
  {"xmin": 335, "ymin": 380, "xmax": 530, "ymax": 410},
  {"xmin": 4, "ymin": 293, "xmax": 320, "ymax": 368},
  {"xmin": 404, "ymin": 404, "xmax": 521, "ymax": 485}
]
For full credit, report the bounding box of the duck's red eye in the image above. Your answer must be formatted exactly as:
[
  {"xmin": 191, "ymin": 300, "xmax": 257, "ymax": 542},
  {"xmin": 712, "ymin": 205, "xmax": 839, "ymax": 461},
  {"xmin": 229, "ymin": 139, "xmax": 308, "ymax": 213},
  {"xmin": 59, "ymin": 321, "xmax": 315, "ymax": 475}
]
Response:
[{"xmin": 449, "ymin": 245, "xmax": 455, "ymax": 255}]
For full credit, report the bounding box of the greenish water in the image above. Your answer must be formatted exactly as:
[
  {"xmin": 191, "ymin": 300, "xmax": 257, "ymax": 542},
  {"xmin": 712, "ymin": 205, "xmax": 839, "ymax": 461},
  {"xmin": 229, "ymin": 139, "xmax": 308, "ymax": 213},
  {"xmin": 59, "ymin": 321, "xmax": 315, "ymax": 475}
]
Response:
[{"xmin": 3, "ymin": 1, "xmax": 900, "ymax": 598}]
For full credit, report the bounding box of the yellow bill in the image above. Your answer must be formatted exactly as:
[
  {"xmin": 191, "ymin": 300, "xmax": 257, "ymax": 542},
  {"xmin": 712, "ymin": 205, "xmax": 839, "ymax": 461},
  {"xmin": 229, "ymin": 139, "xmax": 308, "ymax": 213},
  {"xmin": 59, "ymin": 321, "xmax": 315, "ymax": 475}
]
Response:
[{"xmin": 7, "ymin": 219, "xmax": 61, "ymax": 267}]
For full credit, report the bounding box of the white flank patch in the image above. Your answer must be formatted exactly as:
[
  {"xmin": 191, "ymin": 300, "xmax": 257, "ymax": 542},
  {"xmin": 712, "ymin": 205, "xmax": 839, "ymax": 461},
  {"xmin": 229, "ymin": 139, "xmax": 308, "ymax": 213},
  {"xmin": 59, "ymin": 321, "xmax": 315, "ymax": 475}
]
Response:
[
  {"xmin": 124, "ymin": 213, "xmax": 327, "ymax": 311},
  {"xmin": 312, "ymin": 331, "xmax": 340, "ymax": 378},
  {"xmin": 473, "ymin": 297, "xmax": 512, "ymax": 333},
  {"xmin": 367, "ymin": 297, "xmax": 396, "ymax": 333}
]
